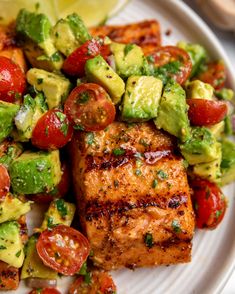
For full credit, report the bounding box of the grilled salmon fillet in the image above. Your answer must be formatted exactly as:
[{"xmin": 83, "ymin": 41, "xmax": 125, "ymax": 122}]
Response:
[
  {"xmin": 89, "ymin": 20, "xmax": 161, "ymax": 55},
  {"xmin": 70, "ymin": 122, "xmax": 195, "ymax": 270}
]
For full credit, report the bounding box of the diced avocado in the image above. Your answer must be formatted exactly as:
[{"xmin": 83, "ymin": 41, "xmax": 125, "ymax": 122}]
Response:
[
  {"xmin": 220, "ymin": 139, "xmax": 235, "ymax": 186},
  {"xmin": 179, "ymin": 127, "xmax": 218, "ymax": 165},
  {"xmin": 52, "ymin": 13, "xmax": 91, "ymax": 56},
  {"xmin": 185, "ymin": 80, "xmax": 213, "ymax": 100},
  {"xmin": 0, "ymin": 193, "xmax": 31, "ymax": 223},
  {"xmin": 177, "ymin": 41, "xmax": 207, "ymax": 77},
  {"xmin": 21, "ymin": 235, "xmax": 57, "ymax": 279},
  {"xmin": 215, "ymin": 88, "xmax": 234, "ymax": 101},
  {"xmin": 15, "ymin": 93, "xmax": 48, "ymax": 141},
  {"xmin": 9, "ymin": 150, "xmax": 61, "ymax": 194},
  {"xmin": 85, "ymin": 55, "xmax": 125, "ymax": 104},
  {"xmin": 0, "ymin": 101, "xmax": 19, "ymax": 142},
  {"xmin": 16, "ymin": 9, "xmax": 63, "ymax": 71},
  {"xmin": 0, "ymin": 140, "xmax": 23, "ymax": 168},
  {"xmin": 110, "ymin": 42, "xmax": 149, "ymax": 79},
  {"xmin": 27, "ymin": 68, "xmax": 71, "ymax": 109},
  {"xmin": 121, "ymin": 76, "xmax": 163, "ymax": 122},
  {"xmin": 0, "ymin": 221, "xmax": 24, "ymax": 268},
  {"xmin": 40, "ymin": 199, "xmax": 76, "ymax": 231},
  {"xmin": 224, "ymin": 115, "xmax": 233, "ymax": 136},
  {"xmin": 207, "ymin": 121, "xmax": 225, "ymax": 139},
  {"xmin": 154, "ymin": 80, "xmax": 190, "ymax": 142},
  {"xmin": 192, "ymin": 142, "xmax": 222, "ymax": 183}
]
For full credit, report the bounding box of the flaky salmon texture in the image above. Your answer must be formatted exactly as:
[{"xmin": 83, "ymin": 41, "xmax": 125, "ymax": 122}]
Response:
[{"xmin": 70, "ymin": 122, "xmax": 195, "ymax": 270}]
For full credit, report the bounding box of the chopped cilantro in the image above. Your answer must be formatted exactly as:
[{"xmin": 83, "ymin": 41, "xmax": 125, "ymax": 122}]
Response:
[
  {"xmin": 139, "ymin": 138, "xmax": 149, "ymax": 147},
  {"xmin": 172, "ymin": 220, "xmax": 182, "ymax": 233},
  {"xmin": 152, "ymin": 179, "xmax": 158, "ymax": 188},
  {"xmin": 87, "ymin": 132, "xmax": 94, "ymax": 145},
  {"xmin": 147, "ymin": 55, "xmax": 155, "ymax": 63},
  {"xmin": 15, "ymin": 250, "xmax": 21, "ymax": 257},
  {"xmin": 51, "ymin": 52, "xmax": 61, "ymax": 62},
  {"xmin": 76, "ymin": 91, "xmax": 90, "ymax": 104},
  {"xmin": 45, "ymin": 126, "xmax": 49, "ymax": 136},
  {"xmin": 135, "ymin": 169, "xmax": 141, "ymax": 176},
  {"xmin": 47, "ymin": 216, "xmax": 54, "ymax": 229},
  {"xmin": 60, "ymin": 123, "xmax": 68, "ymax": 136},
  {"xmin": 37, "ymin": 78, "xmax": 43, "ymax": 85},
  {"xmin": 144, "ymin": 233, "xmax": 154, "ymax": 248},
  {"xmin": 112, "ymin": 148, "xmax": 125, "ymax": 156},
  {"xmin": 124, "ymin": 44, "xmax": 135, "ymax": 56},
  {"xmin": 55, "ymin": 111, "xmax": 66, "ymax": 123},
  {"xmin": 157, "ymin": 170, "xmax": 168, "ymax": 180},
  {"xmin": 73, "ymin": 124, "xmax": 85, "ymax": 131},
  {"xmin": 215, "ymin": 210, "xmax": 222, "ymax": 219},
  {"xmin": 55, "ymin": 199, "xmax": 68, "ymax": 218}
]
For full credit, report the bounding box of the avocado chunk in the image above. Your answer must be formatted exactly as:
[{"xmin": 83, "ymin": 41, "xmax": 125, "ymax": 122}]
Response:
[
  {"xmin": 177, "ymin": 41, "xmax": 207, "ymax": 77},
  {"xmin": 121, "ymin": 76, "xmax": 163, "ymax": 122},
  {"xmin": 185, "ymin": 80, "xmax": 213, "ymax": 100},
  {"xmin": 9, "ymin": 150, "xmax": 61, "ymax": 194},
  {"xmin": 215, "ymin": 88, "xmax": 234, "ymax": 101},
  {"xmin": 0, "ymin": 140, "xmax": 23, "ymax": 168},
  {"xmin": 192, "ymin": 142, "xmax": 222, "ymax": 183},
  {"xmin": 0, "ymin": 101, "xmax": 19, "ymax": 142},
  {"xmin": 154, "ymin": 81, "xmax": 190, "ymax": 142},
  {"xmin": 85, "ymin": 55, "xmax": 125, "ymax": 104},
  {"xmin": 207, "ymin": 121, "xmax": 225, "ymax": 139},
  {"xmin": 15, "ymin": 93, "xmax": 48, "ymax": 141},
  {"xmin": 0, "ymin": 221, "xmax": 24, "ymax": 268},
  {"xmin": 180, "ymin": 127, "xmax": 218, "ymax": 165},
  {"xmin": 110, "ymin": 42, "xmax": 149, "ymax": 79},
  {"xmin": 21, "ymin": 235, "xmax": 57, "ymax": 279},
  {"xmin": 40, "ymin": 199, "xmax": 76, "ymax": 231},
  {"xmin": 16, "ymin": 9, "xmax": 63, "ymax": 71},
  {"xmin": 0, "ymin": 193, "xmax": 31, "ymax": 223},
  {"xmin": 220, "ymin": 139, "xmax": 235, "ymax": 186},
  {"xmin": 52, "ymin": 13, "xmax": 91, "ymax": 56},
  {"xmin": 27, "ymin": 68, "xmax": 71, "ymax": 109}
]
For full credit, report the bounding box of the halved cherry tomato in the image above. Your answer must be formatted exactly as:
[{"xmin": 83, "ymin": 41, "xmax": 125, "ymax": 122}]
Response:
[
  {"xmin": 190, "ymin": 178, "xmax": 226, "ymax": 229},
  {"xmin": 196, "ymin": 61, "xmax": 226, "ymax": 90},
  {"xmin": 36, "ymin": 225, "xmax": 90, "ymax": 276},
  {"xmin": 28, "ymin": 161, "xmax": 71, "ymax": 204},
  {"xmin": 0, "ymin": 56, "xmax": 26, "ymax": 103},
  {"xmin": 187, "ymin": 98, "xmax": 228, "ymax": 126},
  {"xmin": 64, "ymin": 83, "xmax": 116, "ymax": 131},
  {"xmin": 32, "ymin": 109, "xmax": 73, "ymax": 150},
  {"xmin": 0, "ymin": 164, "xmax": 10, "ymax": 200},
  {"xmin": 62, "ymin": 38, "xmax": 110, "ymax": 77},
  {"xmin": 147, "ymin": 46, "xmax": 192, "ymax": 84},
  {"xmin": 69, "ymin": 271, "xmax": 116, "ymax": 294},
  {"xmin": 29, "ymin": 288, "xmax": 61, "ymax": 294}
]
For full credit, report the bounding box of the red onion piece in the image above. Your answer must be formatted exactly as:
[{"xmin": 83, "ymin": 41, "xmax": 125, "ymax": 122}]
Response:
[{"xmin": 26, "ymin": 278, "xmax": 57, "ymax": 289}]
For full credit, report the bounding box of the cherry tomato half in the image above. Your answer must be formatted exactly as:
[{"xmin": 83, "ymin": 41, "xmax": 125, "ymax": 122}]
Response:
[
  {"xmin": 62, "ymin": 38, "xmax": 110, "ymax": 77},
  {"xmin": 190, "ymin": 178, "xmax": 226, "ymax": 229},
  {"xmin": 29, "ymin": 288, "xmax": 61, "ymax": 294},
  {"xmin": 64, "ymin": 83, "xmax": 116, "ymax": 131},
  {"xmin": 0, "ymin": 56, "xmax": 26, "ymax": 103},
  {"xmin": 187, "ymin": 98, "xmax": 228, "ymax": 126},
  {"xmin": 69, "ymin": 271, "xmax": 116, "ymax": 294},
  {"xmin": 196, "ymin": 61, "xmax": 226, "ymax": 90},
  {"xmin": 36, "ymin": 225, "xmax": 90, "ymax": 276},
  {"xmin": 0, "ymin": 164, "xmax": 10, "ymax": 200},
  {"xmin": 148, "ymin": 46, "xmax": 192, "ymax": 84},
  {"xmin": 28, "ymin": 161, "xmax": 71, "ymax": 204},
  {"xmin": 32, "ymin": 109, "xmax": 73, "ymax": 150}
]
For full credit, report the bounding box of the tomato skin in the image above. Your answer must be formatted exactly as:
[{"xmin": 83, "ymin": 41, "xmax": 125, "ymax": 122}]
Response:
[
  {"xmin": 28, "ymin": 161, "xmax": 70, "ymax": 204},
  {"xmin": 196, "ymin": 62, "xmax": 226, "ymax": 90},
  {"xmin": 36, "ymin": 225, "xmax": 90, "ymax": 276},
  {"xmin": 62, "ymin": 39, "xmax": 110, "ymax": 77},
  {"xmin": 29, "ymin": 288, "xmax": 61, "ymax": 294},
  {"xmin": 32, "ymin": 110, "xmax": 73, "ymax": 150},
  {"xmin": 0, "ymin": 56, "xmax": 26, "ymax": 103},
  {"xmin": 187, "ymin": 98, "xmax": 228, "ymax": 126},
  {"xmin": 0, "ymin": 164, "xmax": 10, "ymax": 200},
  {"xmin": 69, "ymin": 271, "xmax": 116, "ymax": 294},
  {"xmin": 64, "ymin": 83, "xmax": 116, "ymax": 131},
  {"xmin": 148, "ymin": 46, "xmax": 192, "ymax": 84},
  {"xmin": 190, "ymin": 179, "xmax": 226, "ymax": 229}
]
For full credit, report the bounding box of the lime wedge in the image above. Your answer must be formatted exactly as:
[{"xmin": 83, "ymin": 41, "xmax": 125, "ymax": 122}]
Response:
[
  {"xmin": 52, "ymin": 0, "xmax": 129, "ymax": 27},
  {"xmin": 0, "ymin": 0, "xmax": 129, "ymax": 27},
  {"xmin": 0, "ymin": 0, "xmax": 57, "ymax": 24}
]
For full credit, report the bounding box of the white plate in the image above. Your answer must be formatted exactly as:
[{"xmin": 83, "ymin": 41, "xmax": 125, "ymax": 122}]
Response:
[{"xmin": 15, "ymin": 0, "xmax": 235, "ymax": 293}]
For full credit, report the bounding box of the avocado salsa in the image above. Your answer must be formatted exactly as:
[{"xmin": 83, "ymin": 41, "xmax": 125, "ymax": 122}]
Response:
[{"xmin": 0, "ymin": 7, "xmax": 234, "ymax": 293}]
